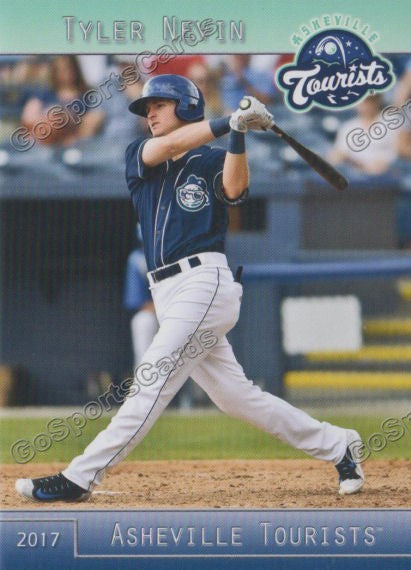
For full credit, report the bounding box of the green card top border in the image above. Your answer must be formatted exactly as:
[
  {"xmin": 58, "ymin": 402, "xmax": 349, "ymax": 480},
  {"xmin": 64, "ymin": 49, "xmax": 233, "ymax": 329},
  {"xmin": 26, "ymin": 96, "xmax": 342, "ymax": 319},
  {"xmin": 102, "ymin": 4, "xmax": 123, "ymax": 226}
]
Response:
[{"xmin": 0, "ymin": 0, "xmax": 410, "ymax": 54}]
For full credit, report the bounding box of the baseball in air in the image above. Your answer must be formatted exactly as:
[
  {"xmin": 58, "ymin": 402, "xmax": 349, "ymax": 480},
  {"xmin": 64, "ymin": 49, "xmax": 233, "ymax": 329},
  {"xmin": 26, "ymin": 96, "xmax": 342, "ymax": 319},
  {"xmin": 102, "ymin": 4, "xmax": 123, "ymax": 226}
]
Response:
[{"xmin": 324, "ymin": 41, "xmax": 337, "ymax": 55}]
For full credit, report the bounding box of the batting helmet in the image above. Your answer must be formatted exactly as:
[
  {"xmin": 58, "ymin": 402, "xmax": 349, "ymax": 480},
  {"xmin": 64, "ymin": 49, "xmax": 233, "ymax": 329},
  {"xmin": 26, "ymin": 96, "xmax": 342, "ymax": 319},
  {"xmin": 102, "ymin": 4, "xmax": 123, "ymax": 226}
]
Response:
[{"xmin": 128, "ymin": 74, "xmax": 205, "ymax": 122}]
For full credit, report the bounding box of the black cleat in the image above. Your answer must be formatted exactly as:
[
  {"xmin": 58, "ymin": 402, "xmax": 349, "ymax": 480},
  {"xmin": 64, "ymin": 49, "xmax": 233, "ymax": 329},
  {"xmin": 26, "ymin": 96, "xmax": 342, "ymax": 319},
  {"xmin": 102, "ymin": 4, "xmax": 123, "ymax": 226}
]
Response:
[
  {"xmin": 16, "ymin": 472, "xmax": 90, "ymax": 502},
  {"xmin": 336, "ymin": 442, "xmax": 365, "ymax": 495}
]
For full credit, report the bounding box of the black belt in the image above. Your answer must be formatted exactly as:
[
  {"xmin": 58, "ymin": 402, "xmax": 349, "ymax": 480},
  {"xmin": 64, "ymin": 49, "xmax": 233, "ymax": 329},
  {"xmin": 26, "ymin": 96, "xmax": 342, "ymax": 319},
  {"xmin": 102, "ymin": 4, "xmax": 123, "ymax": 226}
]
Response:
[{"xmin": 150, "ymin": 256, "xmax": 202, "ymax": 283}]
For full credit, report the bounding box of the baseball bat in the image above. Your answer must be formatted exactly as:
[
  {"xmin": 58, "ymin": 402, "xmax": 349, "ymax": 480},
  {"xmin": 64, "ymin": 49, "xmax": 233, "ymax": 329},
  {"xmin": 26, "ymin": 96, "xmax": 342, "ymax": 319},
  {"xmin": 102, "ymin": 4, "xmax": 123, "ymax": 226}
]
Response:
[
  {"xmin": 269, "ymin": 123, "xmax": 348, "ymax": 191},
  {"xmin": 239, "ymin": 98, "xmax": 348, "ymax": 191}
]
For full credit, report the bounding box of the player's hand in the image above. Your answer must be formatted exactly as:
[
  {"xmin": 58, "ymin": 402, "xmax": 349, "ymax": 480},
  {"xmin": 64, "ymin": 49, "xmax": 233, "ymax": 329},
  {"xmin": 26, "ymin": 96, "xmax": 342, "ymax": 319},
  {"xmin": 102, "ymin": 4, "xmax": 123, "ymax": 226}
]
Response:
[
  {"xmin": 229, "ymin": 109, "xmax": 248, "ymax": 132},
  {"xmin": 229, "ymin": 96, "xmax": 274, "ymax": 132}
]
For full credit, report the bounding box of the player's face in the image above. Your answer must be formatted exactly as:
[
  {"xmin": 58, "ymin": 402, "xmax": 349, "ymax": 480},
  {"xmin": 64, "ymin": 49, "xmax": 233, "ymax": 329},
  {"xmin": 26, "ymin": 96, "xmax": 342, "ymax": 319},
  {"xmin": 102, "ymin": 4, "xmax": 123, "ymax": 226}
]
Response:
[{"xmin": 146, "ymin": 99, "xmax": 184, "ymax": 136}]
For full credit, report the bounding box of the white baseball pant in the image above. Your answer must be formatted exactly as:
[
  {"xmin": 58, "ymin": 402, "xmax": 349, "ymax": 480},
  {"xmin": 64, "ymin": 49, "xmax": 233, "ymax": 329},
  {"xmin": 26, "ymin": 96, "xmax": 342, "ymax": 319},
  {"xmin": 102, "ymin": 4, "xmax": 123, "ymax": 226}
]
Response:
[{"xmin": 63, "ymin": 253, "xmax": 352, "ymax": 491}]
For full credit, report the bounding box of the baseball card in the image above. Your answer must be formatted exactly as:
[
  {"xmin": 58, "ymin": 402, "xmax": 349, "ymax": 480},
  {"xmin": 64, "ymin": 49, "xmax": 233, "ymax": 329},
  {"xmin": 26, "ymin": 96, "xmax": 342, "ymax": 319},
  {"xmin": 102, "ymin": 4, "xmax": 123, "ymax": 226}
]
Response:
[{"xmin": 0, "ymin": 1, "xmax": 410, "ymax": 568}]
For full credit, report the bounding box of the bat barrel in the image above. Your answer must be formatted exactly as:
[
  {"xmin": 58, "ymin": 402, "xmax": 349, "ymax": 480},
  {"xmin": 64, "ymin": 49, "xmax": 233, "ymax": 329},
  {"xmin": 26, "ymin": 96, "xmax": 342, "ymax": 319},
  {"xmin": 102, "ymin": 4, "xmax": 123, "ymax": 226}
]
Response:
[{"xmin": 271, "ymin": 124, "xmax": 348, "ymax": 191}]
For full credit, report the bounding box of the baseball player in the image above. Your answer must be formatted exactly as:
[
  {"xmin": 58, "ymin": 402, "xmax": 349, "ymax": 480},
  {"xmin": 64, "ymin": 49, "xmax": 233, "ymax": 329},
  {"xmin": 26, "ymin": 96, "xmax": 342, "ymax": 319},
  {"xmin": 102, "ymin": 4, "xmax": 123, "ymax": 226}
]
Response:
[
  {"xmin": 16, "ymin": 74, "xmax": 365, "ymax": 502},
  {"xmin": 124, "ymin": 226, "xmax": 194, "ymax": 408}
]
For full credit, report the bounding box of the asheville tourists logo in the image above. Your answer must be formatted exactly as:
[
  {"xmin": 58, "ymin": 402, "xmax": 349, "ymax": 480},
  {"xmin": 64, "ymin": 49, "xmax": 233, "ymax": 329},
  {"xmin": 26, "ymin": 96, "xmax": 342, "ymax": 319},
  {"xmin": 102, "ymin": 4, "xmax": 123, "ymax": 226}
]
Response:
[
  {"xmin": 176, "ymin": 175, "xmax": 210, "ymax": 212},
  {"xmin": 277, "ymin": 29, "xmax": 394, "ymax": 112}
]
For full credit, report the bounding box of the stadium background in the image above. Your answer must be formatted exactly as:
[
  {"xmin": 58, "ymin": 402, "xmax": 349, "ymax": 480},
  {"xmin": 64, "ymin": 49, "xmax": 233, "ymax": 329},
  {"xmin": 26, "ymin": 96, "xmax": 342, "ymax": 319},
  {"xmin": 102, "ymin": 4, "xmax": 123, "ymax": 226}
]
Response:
[{"xmin": 0, "ymin": 55, "xmax": 410, "ymax": 502}]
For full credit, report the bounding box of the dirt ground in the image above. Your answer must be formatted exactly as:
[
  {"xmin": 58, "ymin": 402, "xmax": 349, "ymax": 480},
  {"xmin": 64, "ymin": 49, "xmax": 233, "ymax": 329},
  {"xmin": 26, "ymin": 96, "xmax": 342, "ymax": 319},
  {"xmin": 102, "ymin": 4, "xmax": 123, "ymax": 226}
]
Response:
[{"xmin": 1, "ymin": 459, "xmax": 410, "ymax": 509}]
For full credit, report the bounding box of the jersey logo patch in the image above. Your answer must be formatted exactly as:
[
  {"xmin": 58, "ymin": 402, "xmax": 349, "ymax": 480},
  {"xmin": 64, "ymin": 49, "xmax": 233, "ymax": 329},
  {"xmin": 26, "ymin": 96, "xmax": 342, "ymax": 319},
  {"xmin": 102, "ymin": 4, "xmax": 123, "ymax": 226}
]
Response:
[{"xmin": 176, "ymin": 175, "xmax": 210, "ymax": 212}]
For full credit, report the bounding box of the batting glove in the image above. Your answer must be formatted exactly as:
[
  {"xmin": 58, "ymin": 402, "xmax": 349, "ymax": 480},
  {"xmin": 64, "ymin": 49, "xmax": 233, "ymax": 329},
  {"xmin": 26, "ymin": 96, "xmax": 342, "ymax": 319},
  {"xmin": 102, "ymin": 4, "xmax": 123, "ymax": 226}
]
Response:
[
  {"xmin": 246, "ymin": 110, "xmax": 274, "ymax": 131},
  {"xmin": 256, "ymin": 108, "xmax": 275, "ymax": 131},
  {"xmin": 230, "ymin": 96, "xmax": 274, "ymax": 132},
  {"xmin": 229, "ymin": 109, "xmax": 248, "ymax": 132}
]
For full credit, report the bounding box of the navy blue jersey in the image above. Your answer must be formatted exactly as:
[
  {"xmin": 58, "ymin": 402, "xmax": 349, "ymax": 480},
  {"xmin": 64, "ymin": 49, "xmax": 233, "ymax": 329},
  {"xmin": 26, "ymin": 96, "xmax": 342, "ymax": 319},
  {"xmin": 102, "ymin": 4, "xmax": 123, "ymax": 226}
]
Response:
[{"xmin": 125, "ymin": 137, "xmax": 248, "ymax": 272}]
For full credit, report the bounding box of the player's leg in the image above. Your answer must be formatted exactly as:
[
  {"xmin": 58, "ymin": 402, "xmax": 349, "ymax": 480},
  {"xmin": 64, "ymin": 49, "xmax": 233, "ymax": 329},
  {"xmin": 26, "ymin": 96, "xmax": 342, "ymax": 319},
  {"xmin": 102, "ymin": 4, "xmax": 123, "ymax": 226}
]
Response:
[
  {"xmin": 16, "ymin": 267, "xmax": 241, "ymax": 501},
  {"xmin": 61, "ymin": 269, "xmax": 240, "ymax": 491},
  {"xmin": 190, "ymin": 336, "xmax": 365, "ymax": 494},
  {"xmin": 15, "ymin": 320, "xmax": 194, "ymax": 502}
]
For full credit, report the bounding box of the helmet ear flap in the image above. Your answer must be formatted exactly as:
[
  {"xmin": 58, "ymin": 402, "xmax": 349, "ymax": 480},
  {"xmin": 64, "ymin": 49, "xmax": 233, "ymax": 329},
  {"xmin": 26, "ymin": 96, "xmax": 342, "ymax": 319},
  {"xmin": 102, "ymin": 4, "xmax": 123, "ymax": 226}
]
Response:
[{"xmin": 175, "ymin": 90, "xmax": 205, "ymax": 122}]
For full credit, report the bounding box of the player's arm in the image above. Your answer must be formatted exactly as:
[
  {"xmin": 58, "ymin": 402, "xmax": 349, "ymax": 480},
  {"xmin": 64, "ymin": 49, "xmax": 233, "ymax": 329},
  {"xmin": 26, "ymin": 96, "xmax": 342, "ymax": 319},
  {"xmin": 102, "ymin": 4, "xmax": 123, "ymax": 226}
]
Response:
[
  {"xmin": 142, "ymin": 96, "xmax": 273, "ymax": 169},
  {"xmin": 142, "ymin": 119, "xmax": 230, "ymax": 167},
  {"xmin": 222, "ymin": 137, "xmax": 249, "ymax": 199},
  {"xmin": 221, "ymin": 97, "xmax": 273, "ymax": 199}
]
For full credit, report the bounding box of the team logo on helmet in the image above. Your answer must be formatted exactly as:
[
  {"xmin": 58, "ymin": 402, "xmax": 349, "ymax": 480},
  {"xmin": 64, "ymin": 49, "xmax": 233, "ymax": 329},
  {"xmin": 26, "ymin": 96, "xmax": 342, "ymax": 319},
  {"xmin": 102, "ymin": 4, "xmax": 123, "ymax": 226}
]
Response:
[
  {"xmin": 277, "ymin": 29, "xmax": 394, "ymax": 112},
  {"xmin": 176, "ymin": 175, "xmax": 209, "ymax": 212}
]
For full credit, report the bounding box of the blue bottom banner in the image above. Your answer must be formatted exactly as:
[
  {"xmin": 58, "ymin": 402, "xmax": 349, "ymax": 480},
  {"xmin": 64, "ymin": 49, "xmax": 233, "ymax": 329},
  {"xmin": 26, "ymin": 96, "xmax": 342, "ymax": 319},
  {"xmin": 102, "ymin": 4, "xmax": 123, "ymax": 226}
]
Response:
[{"xmin": 0, "ymin": 509, "xmax": 410, "ymax": 569}]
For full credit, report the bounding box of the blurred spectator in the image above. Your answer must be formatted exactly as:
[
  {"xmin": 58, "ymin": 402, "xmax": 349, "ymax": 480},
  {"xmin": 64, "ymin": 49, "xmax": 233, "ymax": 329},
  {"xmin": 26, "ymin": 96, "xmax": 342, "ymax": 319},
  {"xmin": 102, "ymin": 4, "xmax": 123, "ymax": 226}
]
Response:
[
  {"xmin": 0, "ymin": 56, "xmax": 51, "ymax": 141},
  {"xmin": 394, "ymin": 57, "xmax": 411, "ymax": 107},
  {"xmin": 21, "ymin": 55, "xmax": 105, "ymax": 146},
  {"xmin": 272, "ymin": 54, "xmax": 294, "ymax": 75},
  {"xmin": 393, "ymin": 57, "xmax": 411, "ymax": 160},
  {"xmin": 149, "ymin": 54, "xmax": 205, "ymax": 78},
  {"xmin": 77, "ymin": 55, "xmax": 109, "ymax": 87},
  {"xmin": 204, "ymin": 55, "xmax": 226, "ymax": 70},
  {"xmin": 250, "ymin": 55, "xmax": 280, "ymax": 73},
  {"xmin": 0, "ymin": 57, "xmax": 24, "ymax": 141},
  {"xmin": 0, "ymin": 56, "xmax": 48, "ymax": 86},
  {"xmin": 99, "ymin": 56, "xmax": 146, "ymax": 143},
  {"xmin": 220, "ymin": 55, "xmax": 276, "ymax": 112},
  {"xmin": 329, "ymin": 94, "xmax": 407, "ymax": 175},
  {"xmin": 389, "ymin": 54, "xmax": 411, "ymax": 84},
  {"xmin": 186, "ymin": 61, "xmax": 223, "ymax": 119},
  {"xmin": 6, "ymin": 56, "xmax": 51, "ymax": 96}
]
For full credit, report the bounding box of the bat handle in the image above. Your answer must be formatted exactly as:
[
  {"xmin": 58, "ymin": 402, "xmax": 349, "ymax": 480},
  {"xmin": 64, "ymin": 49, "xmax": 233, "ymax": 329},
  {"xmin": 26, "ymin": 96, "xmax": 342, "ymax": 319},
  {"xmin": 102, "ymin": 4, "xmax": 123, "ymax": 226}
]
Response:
[{"xmin": 270, "ymin": 123, "xmax": 284, "ymax": 137}]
